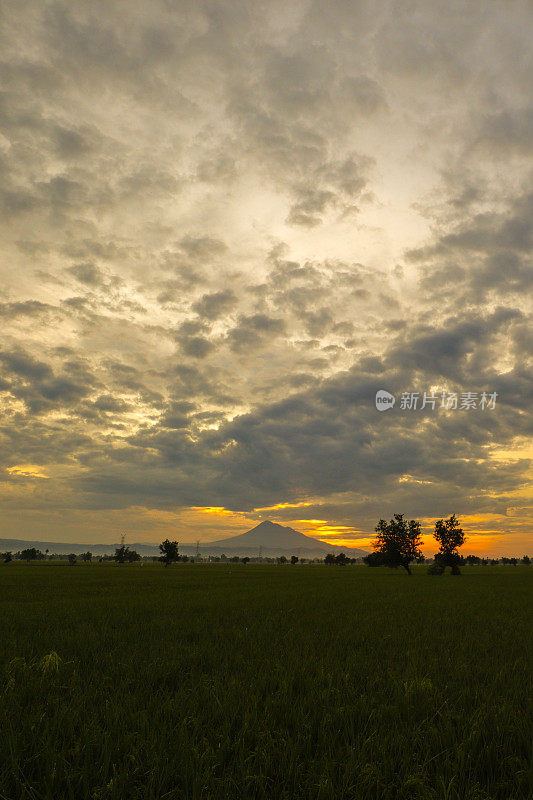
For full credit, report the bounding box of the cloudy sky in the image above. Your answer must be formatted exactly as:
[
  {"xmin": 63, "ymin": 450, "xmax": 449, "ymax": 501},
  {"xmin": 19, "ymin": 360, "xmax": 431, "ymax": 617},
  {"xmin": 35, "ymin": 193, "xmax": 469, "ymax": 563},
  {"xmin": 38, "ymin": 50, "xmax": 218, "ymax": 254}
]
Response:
[{"xmin": 1, "ymin": 0, "xmax": 531, "ymax": 554}]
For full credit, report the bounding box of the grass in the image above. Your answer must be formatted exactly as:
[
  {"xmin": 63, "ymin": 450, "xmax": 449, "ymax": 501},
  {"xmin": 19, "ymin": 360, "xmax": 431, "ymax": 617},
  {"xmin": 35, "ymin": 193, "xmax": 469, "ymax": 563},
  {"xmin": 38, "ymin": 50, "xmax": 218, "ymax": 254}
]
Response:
[{"xmin": 0, "ymin": 563, "xmax": 531, "ymax": 800}]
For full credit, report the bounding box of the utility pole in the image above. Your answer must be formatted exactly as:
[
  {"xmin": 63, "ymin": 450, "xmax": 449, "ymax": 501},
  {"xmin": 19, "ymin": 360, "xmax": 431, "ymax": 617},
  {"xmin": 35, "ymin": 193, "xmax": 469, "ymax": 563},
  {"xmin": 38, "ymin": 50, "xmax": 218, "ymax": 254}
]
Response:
[{"xmin": 196, "ymin": 540, "xmax": 200, "ymax": 559}]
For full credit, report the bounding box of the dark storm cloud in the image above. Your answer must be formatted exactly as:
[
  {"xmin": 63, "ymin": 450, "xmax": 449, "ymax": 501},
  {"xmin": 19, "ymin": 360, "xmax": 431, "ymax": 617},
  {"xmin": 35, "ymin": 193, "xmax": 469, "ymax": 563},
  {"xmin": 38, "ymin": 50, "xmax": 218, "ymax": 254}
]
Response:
[
  {"xmin": 0, "ymin": 348, "xmax": 98, "ymax": 414},
  {"xmin": 410, "ymin": 190, "xmax": 533, "ymax": 303},
  {"xmin": 0, "ymin": 350, "xmax": 53, "ymax": 381},
  {"xmin": 92, "ymin": 394, "xmax": 131, "ymax": 413},
  {"xmin": 0, "ymin": 416, "xmax": 94, "ymax": 471},
  {"xmin": 385, "ymin": 309, "xmax": 524, "ymax": 381},
  {"xmin": 68, "ymin": 343, "xmax": 530, "ymax": 522}
]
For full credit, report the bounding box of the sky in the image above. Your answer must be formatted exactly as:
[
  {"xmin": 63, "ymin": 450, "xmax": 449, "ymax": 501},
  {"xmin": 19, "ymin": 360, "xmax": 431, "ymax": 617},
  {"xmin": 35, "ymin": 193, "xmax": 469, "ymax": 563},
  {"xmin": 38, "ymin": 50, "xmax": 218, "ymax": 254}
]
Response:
[{"xmin": 0, "ymin": 0, "xmax": 532, "ymax": 555}]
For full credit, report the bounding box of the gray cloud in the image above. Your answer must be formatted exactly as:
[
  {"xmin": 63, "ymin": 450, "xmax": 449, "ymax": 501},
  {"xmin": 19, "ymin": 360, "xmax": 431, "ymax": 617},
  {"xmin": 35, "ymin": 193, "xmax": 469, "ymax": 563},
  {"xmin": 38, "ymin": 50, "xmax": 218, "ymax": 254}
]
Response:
[
  {"xmin": 0, "ymin": 0, "xmax": 531, "ymax": 548},
  {"xmin": 67, "ymin": 262, "xmax": 105, "ymax": 286},
  {"xmin": 227, "ymin": 313, "xmax": 286, "ymax": 352},
  {"xmin": 192, "ymin": 289, "xmax": 237, "ymax": 320}
]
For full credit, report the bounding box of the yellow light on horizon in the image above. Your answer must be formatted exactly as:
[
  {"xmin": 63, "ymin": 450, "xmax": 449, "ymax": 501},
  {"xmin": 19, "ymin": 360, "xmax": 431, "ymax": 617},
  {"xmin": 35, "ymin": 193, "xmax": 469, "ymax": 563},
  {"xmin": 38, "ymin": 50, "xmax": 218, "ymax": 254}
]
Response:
[
  {"xmin": 189, "ymin": 506, "xmax": 235, "ymax": 516},
  {"xmin": 253, "ymin": 501, "xmax": 315, "ymax": 511}
]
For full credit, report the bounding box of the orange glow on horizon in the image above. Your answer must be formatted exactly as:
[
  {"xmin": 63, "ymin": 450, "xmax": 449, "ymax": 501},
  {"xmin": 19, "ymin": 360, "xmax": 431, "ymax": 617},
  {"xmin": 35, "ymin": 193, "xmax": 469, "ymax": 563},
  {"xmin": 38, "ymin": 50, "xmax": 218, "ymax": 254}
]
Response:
[
  {"xmin": 105, "ymin": 505, "xmax": 531, "ymax": 557},
  {"xmin": 319, "ymin": 537, "xmax": 374, "ymax": 549}
]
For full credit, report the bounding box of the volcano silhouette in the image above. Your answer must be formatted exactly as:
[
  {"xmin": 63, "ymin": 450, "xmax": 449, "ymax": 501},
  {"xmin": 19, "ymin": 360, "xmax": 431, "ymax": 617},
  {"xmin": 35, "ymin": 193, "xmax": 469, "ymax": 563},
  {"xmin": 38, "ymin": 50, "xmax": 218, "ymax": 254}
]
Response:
[{"xmin": 205, "ymin": 520, "xmax": 367, "ymax": 557}]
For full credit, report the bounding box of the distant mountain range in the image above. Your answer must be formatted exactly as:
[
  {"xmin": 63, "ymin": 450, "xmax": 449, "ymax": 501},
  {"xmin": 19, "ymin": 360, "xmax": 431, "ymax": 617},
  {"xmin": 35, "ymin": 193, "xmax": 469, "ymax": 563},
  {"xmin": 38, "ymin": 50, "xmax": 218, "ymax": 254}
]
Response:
[
  {"xmin": 0, "ymin": 520, "xmax": 368, "ymax": 559},
  {"xmin": 0, "ymin": 538, "xmax": 160, "ymax": 557}
]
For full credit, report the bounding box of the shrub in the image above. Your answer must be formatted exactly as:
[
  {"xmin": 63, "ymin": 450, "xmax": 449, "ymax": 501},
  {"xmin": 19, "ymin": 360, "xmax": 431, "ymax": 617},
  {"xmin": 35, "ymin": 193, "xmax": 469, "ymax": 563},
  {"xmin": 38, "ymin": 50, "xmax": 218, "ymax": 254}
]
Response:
[{"xmin": 427, "ymin": 562, "xmax": 445, "ymax": 575}]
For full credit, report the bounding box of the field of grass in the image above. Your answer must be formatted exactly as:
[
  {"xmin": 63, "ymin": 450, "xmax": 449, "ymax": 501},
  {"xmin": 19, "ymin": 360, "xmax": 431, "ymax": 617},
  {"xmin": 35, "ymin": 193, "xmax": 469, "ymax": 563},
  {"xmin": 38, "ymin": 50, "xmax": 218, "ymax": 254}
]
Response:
[{"xmin": 0, "ymin": 563, "xmax": 531, "ymax": 800}]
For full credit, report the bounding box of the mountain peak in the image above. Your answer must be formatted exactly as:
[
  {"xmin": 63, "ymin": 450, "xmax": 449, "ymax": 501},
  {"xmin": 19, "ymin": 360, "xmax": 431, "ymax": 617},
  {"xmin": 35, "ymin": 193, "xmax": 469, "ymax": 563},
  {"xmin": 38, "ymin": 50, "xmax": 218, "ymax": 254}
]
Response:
[{"xmin": 210, "ymin": 519, "xmax": 367, "ymax": 557}]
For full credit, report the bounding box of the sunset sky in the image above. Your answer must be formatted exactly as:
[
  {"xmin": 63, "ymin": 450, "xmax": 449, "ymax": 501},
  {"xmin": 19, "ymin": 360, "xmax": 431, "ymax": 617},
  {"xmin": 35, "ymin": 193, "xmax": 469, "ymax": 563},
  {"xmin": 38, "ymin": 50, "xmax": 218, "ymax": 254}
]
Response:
[{"xmin": 1, "ymin": 0, "xmax": 531, "ymax": 555}]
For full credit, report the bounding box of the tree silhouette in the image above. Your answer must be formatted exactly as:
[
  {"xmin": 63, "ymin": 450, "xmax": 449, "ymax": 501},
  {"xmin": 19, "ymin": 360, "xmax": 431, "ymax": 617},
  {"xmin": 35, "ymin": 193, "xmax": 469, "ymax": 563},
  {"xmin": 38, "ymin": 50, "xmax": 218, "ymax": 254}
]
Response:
[
  {"xmin": 372, "ymin": 514, "xmax": 423, "ymax": 575},
  {"xmin": 115, "ymin": 545, "xmax": 127, "ymax": 564},
  {"xmin": 159, "ymin": 539, "xmax": 180, "ymax": 567},
  {"xmin": 114, "ymin": 545, "xmax": 140, "ymax": 563},
  {"xmin": 363, "ymin": 551, "xmax": 383, "ymax": 567},
  {"xmin": 20, "ymin": 548, "xmax": 44, "ymax": 561},
  {"xmin": 433, "ymin": 514, "xmax": 465, "ymax": 575},
  {"xmin": 290, "ymin": 555, "xmax": 299, "ymax": 565}
]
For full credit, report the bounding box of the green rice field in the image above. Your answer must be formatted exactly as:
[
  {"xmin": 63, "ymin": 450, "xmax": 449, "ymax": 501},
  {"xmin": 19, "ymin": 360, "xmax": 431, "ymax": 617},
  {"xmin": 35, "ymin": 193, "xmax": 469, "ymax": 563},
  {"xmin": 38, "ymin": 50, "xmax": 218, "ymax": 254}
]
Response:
[{"xmin": 0, "ymin": 563, "xmax": 531, "ymax": 799}]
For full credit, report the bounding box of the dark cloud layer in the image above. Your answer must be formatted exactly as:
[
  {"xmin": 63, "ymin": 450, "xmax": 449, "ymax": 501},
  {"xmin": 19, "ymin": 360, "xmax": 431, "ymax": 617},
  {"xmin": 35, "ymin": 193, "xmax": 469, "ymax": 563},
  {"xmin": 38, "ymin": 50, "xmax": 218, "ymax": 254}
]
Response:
[{"xmin": 0, "ymin": 0, "xmax": 531, "ymax": 549}]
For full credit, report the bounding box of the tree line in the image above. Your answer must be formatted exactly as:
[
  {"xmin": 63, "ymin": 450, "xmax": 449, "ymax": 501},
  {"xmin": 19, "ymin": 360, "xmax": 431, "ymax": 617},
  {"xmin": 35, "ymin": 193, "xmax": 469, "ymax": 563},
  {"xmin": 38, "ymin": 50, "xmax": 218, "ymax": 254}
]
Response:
[{"xmin": 2, "ymin": 516, "xmax": 531, "ymax": 570}]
